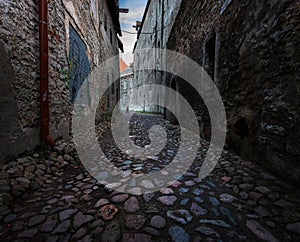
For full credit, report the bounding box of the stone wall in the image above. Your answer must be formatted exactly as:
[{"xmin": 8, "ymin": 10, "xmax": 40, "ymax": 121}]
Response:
[
  {"xmin": 167, "ymin": 0, "xmax": 300, "ymax": 182},
  {"xmin": 0, "ymin": 0, "xmax": 121, "ymax": 164},
  {"xmin": 0, "ymin": 0, "xmax": 43, "ymax": 164},
  {"xmin": 120, "ymin": 71, "xmax": 134, "ymax": 111}
]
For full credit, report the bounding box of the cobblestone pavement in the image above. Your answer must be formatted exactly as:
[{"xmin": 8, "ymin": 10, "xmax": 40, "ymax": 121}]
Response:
[{"xmin": 1, "ymin": 114, "xmax": 300, "ymax": 241}]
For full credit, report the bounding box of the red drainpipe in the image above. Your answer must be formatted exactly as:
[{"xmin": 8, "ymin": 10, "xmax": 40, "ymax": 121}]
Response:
[{"xmin": 39, "ymin": 0, "xmax": 54, "ymax": 146}]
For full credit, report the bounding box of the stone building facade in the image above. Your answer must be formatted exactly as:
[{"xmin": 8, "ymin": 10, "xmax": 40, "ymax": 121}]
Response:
[
  {"xmin": 134, "ymin": 0, "xmax": 300, "ymax": 182},
  {"xmin": 133, "ymin": 0, "xmax": 182, "ymax": 112},
  {"xmin": 120, "ymin": 60, "xmax": 134, "ymax": 111},
  {"xmin": 0, "ymin": 0, "xmax": 122, "ymax": 164}
]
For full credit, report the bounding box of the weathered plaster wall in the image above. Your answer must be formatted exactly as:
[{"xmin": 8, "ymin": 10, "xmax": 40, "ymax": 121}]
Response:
[
  {"xmin": 167, "ymin": 0, "xmax": 300, "ymax": 182},
  {"xmin": 133, "ymin": 0, "xmax": 182, "ymax": 112},
  {"xmin": 120, "ymin": 71, "xmax": 134, "ymax": 110}
]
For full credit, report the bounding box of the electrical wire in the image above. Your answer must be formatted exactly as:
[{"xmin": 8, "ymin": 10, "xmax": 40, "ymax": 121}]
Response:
[{"xmin": 99, "ymin": 20, "xmax": 174, "ymax": 35}]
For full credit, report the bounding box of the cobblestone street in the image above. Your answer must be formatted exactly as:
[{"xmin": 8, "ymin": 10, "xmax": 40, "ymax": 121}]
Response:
[{"xmin": 1, "ymin": 114, "xmax": 300, "ymax": 242}]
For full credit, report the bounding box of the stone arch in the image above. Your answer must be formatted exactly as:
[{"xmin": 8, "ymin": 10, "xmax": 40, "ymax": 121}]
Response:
[{"xmin": 229, "ymin": 108, "xmax": 258, "ymax": 157}]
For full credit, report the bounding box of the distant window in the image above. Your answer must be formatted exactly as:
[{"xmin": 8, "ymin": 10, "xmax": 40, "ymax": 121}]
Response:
[
  {"xmin": 110, "ymin": 29, "xmax": 113, "ymax": 44},
  {"xmin": 104, "ymin": 14, "xmax": 107, "ymax": 31},
  {"xmin": 106, "ymin": 73, "xmax": 110, "ymax": 110},
  {"xmin": 116, "ymin": 87, "xmax": 119, "ymax": 103},
  {"xmin": 111, "ymin": 81, "xmax": 115, "ymax": 94},
  {"xmin": 205, "ymin": 33, "xmax": 216, "ymax": 80}
]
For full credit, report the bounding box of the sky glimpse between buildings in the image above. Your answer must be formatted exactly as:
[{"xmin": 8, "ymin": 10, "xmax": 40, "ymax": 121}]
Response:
[{"xmin": 119, "ymin": 0, "xmax": 147, "ymax": 64}]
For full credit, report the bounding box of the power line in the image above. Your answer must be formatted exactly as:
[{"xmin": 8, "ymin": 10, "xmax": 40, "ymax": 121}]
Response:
[{"xmin": 99, "ymin": 20, "xmax": 173, "ymax": 35}]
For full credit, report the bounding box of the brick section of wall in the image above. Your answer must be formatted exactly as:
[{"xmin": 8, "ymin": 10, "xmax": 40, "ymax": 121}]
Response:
[{"xmin": 167, "ymin": 0, "xmax": 300, "ymax": 182}]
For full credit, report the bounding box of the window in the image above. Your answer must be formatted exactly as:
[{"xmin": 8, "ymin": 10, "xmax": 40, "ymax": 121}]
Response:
[
  {"xmin": 205, "ymin": 33, "xmax": 216, "ymax": 80},
  {"xmin": 204, "ymin": 31, "xmax": 221, "ymax": 89},
  {"xmin": 106, "ymin": 73, "xmax": 110, "ymax": 110},
  {"xmin": 116, "ymin": 87, "xmax": 119, "ymax": 104},
  {"xmin": 110, "ymin": 29, "xmax": 113, "ymax": 44},
  {"xmin": 111, "ymin": 81, "xmax": 115, "ymax": 94},
  {"xmin": 104, "ymin": 14, "xmax": 107, "ymax": 31}
]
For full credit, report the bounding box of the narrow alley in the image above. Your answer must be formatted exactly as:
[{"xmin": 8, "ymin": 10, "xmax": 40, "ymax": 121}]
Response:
[{"xmin": 0, "ymin": 0, "xmax": 299, "ymax": 241}]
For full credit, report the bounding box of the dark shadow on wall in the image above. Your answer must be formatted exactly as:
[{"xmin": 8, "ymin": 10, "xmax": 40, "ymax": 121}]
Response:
[
  {"xmin": 0, "ymin": 42, "xmax": 39, "ymax": 165},
  {"xmin": 0, "ymin": 42, "xmax": 21, "ymax": 138}
]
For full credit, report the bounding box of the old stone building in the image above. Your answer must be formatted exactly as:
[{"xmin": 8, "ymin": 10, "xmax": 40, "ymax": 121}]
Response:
[
  {"xmin": 133, "ymin": 0, "xmax": 182, "ymax": 113},
  {"xmin": 134, "ymin": 0, "xmax": 300, "ymax": 182},
  {"xmin": 0, "ymin": 0, "xmax": 122, "ymax": 164},
  {"xmin": 120, "ymin": 59, "xmax": 134, "ymax": 111}
]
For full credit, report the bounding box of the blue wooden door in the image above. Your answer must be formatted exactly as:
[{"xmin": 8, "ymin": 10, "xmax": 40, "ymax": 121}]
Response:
[{"xmin": 69, "ymin": 25, "xmax": 91, "ymax": 105}]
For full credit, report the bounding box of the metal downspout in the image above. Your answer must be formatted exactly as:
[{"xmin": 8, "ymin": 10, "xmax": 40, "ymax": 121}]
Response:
[{"xmin": 39, "ymin": 0, "xmax": 54, "ymax": 146}]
